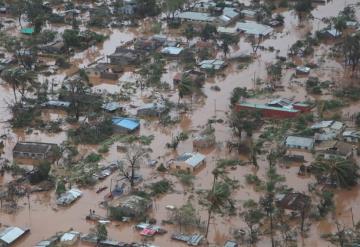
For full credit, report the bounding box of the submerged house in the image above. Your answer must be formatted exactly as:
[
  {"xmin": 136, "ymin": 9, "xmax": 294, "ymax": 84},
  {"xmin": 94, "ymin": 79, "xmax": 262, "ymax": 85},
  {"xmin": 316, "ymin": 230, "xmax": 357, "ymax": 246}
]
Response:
[
  {"xmin": 168, "ymin": 152, "xmax": 206, "ymax": 172},
  {"xmin": 224, "ymin": 240, "xmax": 238, "ymax": 247},
  {"xmin": 110, "ymin": 195, "xmax": 152, "ymax": 218},
  {"xmin": 41, "ymin": 100, "xmax": 71, "ymax": 109},
  {"xmin": 342, "ymin": 130, "xmax": 360, "ymax": 143},
  {"xmin": 311, "ymin": 121, "xmax": 345, "ymax": 135},
  {"xmin": 218, "ymin": 21, "xmax": 273, "ymax": 37},
  {"xmin": 193, "ymin": 126, "xmax": 216, "ymax": 148},
  {"xmin": 134, "ymin": 37, "xmax": 162, "ymax": 52},
  {"xmin": 112, "ymin": 117, "xmax": 140, "ymax": 133},
  {"xmin": 0, "ymin": 227, "xmax": 30, "ymax": 246},
  {"xmin": 102, "ymin": 102, "xmax": 123, "ymax": 112},
  {"xmin": 285, "ymin": 136, "xmax": 314, "ymax": 151},
  {"xmin": 176, "ymin": 12, "xmax": 215, "ymax": 23},
  {"xmin": 296, "ymin": 66, "xmax": 311, "ymax": 75},
  {"xmin": 161, "ymin": 47, "xmax": 184, "ymax": 56},
  {"xmin": 85, "ymin": 63, "xmax": 119, "ymax": 80},
  {"xmin": 108, "ymin": 48, "xmax": 141, "ymax": 66},
  {"xmin": 322, "ymin": 141, "xmax": 356, "ymax": 160},
  {"xmin": 198, "ymin": 59, "xmax": 226, "ymax": 70},
  {"xmin": 59, "ymin": 231, "xmax": 80, "ymax": 246},
  {"xmin": 276, "ymin": 192, "xmax": 310, "ymax": 211},
  {"xmin": 13, "ymin": 142, "xmax": 58, "ymax": 160},
  {"xmin": 136, "ymin": 103, "xmax": 166, "ymax": 117},
  {"xmin": 56, "ymin": 188, "xmax": 83, "ymax": 206},
  {"xmin": 217, "ymin": 7, "xmax": 240, "ymax": 26},
  {"xmin": 173, "ymin": 70, "xmax": 206, "ymax": 84}
]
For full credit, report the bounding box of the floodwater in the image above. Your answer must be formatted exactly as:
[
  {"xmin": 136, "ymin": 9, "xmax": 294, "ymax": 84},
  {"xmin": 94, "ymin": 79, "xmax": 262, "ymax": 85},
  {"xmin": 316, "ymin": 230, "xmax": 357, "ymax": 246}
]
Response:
[{"xmin": 1, "ymin": 0, "xmax": 360, "ymax": 246}]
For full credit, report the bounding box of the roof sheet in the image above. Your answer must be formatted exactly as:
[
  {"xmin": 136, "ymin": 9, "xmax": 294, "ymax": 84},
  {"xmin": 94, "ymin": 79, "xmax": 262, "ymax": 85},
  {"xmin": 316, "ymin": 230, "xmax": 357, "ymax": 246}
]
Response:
[
  {"xmin": 311, "ymin": 121, "xmax": 333, "ymax": 129},
  {"xmin": 184, "ymin": 153, "xmax": 206, "ymax": 167},
  {"xmin": 60, "ymin": 231, "xmax": 79, "ymax": 242},
  {"xmin": 238, "ymin": 102, "xmax": 299, "ymax": 112},
  {"xmin": 285, "ymin": 136, "xmax": 314, "ymax": 148},
  {"xmin": 20, "ymin": 27, "xmax": 34, "ymax": 35},
  {"xmin": 102, "ymin": 102, "xmax": 121, "ymax": 111},
  {"xmin": 0, "ymin": 227, "xmax": 27, "ymax": 244},
  {"xmin": 236, "ymin": 21, "xmax": 273, "ymax": 36},
  {"xmin": 176, "ymin": 12, "xmax": 215, "ymax": 22},
  {"xmin": 112, "ymin": 117, "xmax": 140, "ymax": 130},
  {"xmin": 161, "ymin": 47, "xmax": 184, "ymax": 55}
]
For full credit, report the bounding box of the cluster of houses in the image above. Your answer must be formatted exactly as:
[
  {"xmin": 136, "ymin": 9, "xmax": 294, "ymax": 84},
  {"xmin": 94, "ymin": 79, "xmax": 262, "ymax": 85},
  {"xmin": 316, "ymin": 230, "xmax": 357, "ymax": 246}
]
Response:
[{"xmin": 284, "ymin": 120, "xmax": 358, "ymax": 163}]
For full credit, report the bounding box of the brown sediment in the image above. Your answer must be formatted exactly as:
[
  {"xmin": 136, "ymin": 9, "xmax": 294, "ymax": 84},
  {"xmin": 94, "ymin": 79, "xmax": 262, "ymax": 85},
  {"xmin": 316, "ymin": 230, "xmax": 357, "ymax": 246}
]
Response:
[{"xmin": 0, "ymin": 0, "xmax": 360, "ymax": 246}]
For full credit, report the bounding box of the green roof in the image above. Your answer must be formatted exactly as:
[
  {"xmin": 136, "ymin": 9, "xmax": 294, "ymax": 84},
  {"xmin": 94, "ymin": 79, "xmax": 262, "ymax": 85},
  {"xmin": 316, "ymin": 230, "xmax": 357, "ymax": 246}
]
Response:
[
  {"xmin": 238, "ymin": 102, "xmax": 299, "ymax": 113},
  {"xmin": 20, "ymin": 27, "xmax": 34, "ymax": 35}
]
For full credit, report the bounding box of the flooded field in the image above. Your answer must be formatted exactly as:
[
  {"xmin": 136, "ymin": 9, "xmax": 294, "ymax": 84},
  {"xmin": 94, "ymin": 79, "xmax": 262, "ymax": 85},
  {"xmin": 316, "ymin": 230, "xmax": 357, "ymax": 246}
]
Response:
[{"xmin": 1, "ymin": 0, "xmax": 360, "ymax": 246}]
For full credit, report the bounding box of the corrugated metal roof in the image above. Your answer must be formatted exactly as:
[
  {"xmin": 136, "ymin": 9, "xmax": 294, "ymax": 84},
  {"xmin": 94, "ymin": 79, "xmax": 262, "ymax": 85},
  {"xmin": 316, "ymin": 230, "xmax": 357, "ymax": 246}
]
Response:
[
  {"xmin": 112, "ymin": 117, "xmax": 140, "ymax": 130},
  {"xmin": 236, "ymin": 21, "xmax": 273, "ymax": 36},
  {"xmin": 199, "ymin": 59, "xmax": 225, "ymax": 70},
  {"xmin": 185, "ymin": 153, "xmax": 206, "ymax": 167},
  {"xmin": 60, "ymin": 231, "xmax": 79, "ymax": 242},
  {"xmin": 176, "ymin": 12, "xmax": 215, "ymax": 22},
  {"xmin": 296, "ymin": 66, "xmax": 310, "ymax": 73},
  {"xmin": 239, "ymin": 102, "xmax": 299, "ymax": 112},
  {"xmin": 102, "ymin": 102, "xmax": 121, "ymax": 111},
  {"xmin": 311, "ymin": 121, "xmax": 333, "ymax": 129},
  {"xmin": 161, "ymin": 47, "xmax": 184, "ymax": 55},
  {"xmin": 43, "ymin": 100, "xmax": 71, "ymax": 107},
  {"xmin": 0, "ymin": 227, "xmax": 27, "ymax": 244},
  {"xmin": 222, "ymin": 7, "xmax": 239, "ymax": 19},
  {"xmin": 285, "ymin": 136, "xmax": 314, "ymax": 149}
]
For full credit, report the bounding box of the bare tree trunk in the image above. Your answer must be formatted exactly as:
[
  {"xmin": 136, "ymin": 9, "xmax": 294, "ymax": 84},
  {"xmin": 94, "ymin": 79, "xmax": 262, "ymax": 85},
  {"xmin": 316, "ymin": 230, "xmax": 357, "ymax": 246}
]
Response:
[
  {"xmin": 205, "ymin": 208, "xmax": 212, "ymax": 238},
  {"xmin": 270, "ymin": 212, "xmax": 275, "ymax": 247}
]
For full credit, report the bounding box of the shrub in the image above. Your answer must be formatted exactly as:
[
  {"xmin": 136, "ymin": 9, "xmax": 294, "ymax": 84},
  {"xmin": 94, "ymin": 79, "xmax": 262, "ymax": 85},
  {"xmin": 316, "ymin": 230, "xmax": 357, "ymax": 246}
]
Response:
[
  {"xmin": 149, "ymin": 180, "xmax": 172, "ymax": 196},
  {"xmin": 85, "ymin": 152, "xmax": 102, "ymax": 163}
]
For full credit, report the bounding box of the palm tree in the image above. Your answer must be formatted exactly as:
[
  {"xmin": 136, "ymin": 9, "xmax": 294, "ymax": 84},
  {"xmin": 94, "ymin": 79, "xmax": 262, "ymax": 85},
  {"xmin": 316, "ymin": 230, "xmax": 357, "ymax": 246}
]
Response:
[
  {"xmin": 221, "ymin": 41, "xmax": 229, "ymax": 57},
  {"xmin": 249, "ymin": 139, "xmax": 262, "ymax": 168},
  {"xmin": 177, "ymin": 75, "xmax": 193, "ymax": 105},
  {"xmin": 204, "ymin": 180, "xmax": 231, "ymax": 238},
  {"xmin": 311, "ymin": 158, "xmax": 358, "ymax": 188},
  {"xmin": 1, "ymin": 67, "xmax": 36, "ymax": 103}
]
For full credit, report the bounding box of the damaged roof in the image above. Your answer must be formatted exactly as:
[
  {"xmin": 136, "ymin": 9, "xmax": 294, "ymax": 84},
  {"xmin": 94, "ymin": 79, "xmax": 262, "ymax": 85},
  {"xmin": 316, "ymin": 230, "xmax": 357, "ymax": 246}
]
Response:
[
  {"xmin": 13, "ymin": 142, "xmax": 57, "ymax": 154},
  {"xmin": 276, "ymin": 192, "xmax": 310, "ymax": 211}
]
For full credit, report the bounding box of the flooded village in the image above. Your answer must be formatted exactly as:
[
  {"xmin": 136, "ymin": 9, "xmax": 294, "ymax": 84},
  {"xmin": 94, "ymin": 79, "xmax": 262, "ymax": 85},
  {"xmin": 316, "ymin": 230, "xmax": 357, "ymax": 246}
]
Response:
[{"xmin": 1, "ymin": 0, "xmax": 360, "ymax": 246}]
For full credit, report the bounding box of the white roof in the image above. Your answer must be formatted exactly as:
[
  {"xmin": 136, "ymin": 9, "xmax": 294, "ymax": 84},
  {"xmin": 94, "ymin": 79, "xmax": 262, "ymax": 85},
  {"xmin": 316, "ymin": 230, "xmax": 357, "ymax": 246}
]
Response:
[
  {"xmin": 236, "ymin": 21, "xmax": 273, "ymax": 36},
  {"xmin": 184, "ymin": 153, "xmax": 206, "ymax": 167},
  {"xmin": 311, "ymin": 120, "xmax": 333, "ymax": 129},
  {"xmin": 60, "ymin": 231, "xmax": 79, "ymax": 242},
  {"xmin": 311, "ymin": 121, "xmax": 344, "ymax": 131},
  {"xmin": 176, "ymin": 12, "xmax": 215, "ymax": 22},
  {"xmin": 343, "ymin": 130, "xmax": 360, "ymax": 137},
  {"xmin": 285, "ymin": 136, "xmax": 314, "ymax": 149},
  {"xmin": 68, "ymin": 188, "xmax": 82, "ymax": 198},
  {"xmin": 161, "ymin": 47, "xmax": 184, "ymax": 55},
  {"xmin": 296, "ymin": 66, "xmax": 310, "ymax": 73},
  {"xmin": 241, "ymin": 9, "xmax": 256, "ymax": 17},
  {"xmin": 0, "ymin": 227, "xmax": 27, "ymax": 244}
]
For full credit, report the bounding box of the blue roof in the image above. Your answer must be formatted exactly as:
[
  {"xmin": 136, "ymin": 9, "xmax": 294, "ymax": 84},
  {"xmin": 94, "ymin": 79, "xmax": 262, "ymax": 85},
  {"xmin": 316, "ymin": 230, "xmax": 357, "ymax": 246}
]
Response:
[{"xmin": 112, "ymin": 117, "xmax": 140, "ymax": 130}]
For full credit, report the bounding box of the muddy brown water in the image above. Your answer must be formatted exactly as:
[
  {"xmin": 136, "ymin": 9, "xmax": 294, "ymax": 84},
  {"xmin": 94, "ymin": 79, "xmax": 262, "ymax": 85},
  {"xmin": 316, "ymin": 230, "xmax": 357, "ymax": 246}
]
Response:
[{"xmin": 0, "ymin": 1, "xmax": 360, "ymax": 246}]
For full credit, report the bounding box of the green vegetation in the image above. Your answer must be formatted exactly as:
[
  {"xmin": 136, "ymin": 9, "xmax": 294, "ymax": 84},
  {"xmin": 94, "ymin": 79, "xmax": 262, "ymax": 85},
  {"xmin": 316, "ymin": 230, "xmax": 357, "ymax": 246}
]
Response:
[{"xmin": 149, "ymin": 179, "xmax": 172, "ymax": 196}]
